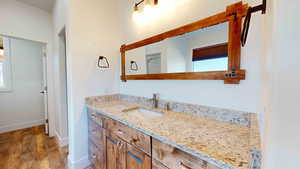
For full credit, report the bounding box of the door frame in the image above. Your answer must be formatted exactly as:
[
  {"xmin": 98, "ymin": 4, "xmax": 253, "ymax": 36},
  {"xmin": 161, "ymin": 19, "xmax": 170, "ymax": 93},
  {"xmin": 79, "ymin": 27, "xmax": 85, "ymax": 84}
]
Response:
[{"xmin": 42, "ymin": 46, "xmax": 49, "ymax": 135}]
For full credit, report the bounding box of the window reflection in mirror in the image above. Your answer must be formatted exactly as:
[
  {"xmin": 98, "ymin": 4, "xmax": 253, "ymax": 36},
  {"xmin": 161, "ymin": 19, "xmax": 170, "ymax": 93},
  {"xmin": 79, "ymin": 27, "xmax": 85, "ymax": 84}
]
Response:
[{"xmin": 125, "ymin": 23, "xmax": 228, "ymax": 75}]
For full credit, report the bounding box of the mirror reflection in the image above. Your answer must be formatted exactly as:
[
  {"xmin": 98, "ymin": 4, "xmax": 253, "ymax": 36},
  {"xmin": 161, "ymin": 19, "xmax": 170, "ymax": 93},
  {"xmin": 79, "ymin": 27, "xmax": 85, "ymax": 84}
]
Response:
[{"xmin": 125, "ymin": 23, "xmax": 228, "ymax": 75}]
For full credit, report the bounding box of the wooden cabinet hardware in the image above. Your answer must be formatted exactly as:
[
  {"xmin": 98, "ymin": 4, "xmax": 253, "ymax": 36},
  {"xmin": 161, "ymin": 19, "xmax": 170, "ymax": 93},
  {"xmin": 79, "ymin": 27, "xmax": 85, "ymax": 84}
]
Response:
[
  {"xmin": 126, "ymin": 143, "xmax": 151, "ymax": 169},
  {"xmin": 117, "ymin": 129, "xmax": 125, "ymax": 135},
  {"xmin": 128, "ymin": 151, "xmax": 144, "ymax": 164},
  {"xmin": 180, "ymin": 162, "xmax": 193, "ymax": 169}
]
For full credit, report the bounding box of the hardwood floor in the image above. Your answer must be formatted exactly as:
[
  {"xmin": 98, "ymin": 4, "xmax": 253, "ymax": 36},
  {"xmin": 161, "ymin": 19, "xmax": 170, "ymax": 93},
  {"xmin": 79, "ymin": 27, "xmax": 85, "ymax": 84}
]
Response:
[{"xmin": 0, "ymin": 125, "xmax": 92, "ymax": 169}]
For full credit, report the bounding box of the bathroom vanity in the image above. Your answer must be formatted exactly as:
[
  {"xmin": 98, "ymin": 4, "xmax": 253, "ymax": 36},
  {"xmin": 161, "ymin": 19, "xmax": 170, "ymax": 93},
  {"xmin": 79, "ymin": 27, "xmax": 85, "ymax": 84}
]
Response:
[
  {"xmin": 86, "ymin": 94, "xmax": 261, "ymax": 169},
  {"xmin": 86, "ymin": 1, "xmax": 265, "ymax": 169}
]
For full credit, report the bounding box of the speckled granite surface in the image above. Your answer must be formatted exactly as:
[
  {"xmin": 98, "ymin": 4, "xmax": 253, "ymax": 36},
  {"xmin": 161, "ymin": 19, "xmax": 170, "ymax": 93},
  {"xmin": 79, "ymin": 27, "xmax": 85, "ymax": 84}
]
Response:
[{"xmin": 85, "ymin": 94, "xmax": 261, "ymax": 169}]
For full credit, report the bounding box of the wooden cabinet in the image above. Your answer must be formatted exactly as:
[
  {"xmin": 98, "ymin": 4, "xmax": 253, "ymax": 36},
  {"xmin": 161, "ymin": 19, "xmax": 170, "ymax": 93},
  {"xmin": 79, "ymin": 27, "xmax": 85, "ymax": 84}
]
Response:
[
  {"xmin": 88, "ymin": 112, "xmax": 220, "ymax": 169},
  {"xmin": 126, "ymin": 144, "xmax": 151, "ymax": 169}
]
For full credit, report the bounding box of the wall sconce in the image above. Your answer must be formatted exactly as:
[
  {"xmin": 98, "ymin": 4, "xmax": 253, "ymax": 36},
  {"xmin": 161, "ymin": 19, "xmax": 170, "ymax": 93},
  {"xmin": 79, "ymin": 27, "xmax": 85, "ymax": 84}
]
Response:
[
  {"xmin": 130, "ymin": 61, "xmax": 139, "ymax": 71},
  {"xmin": 98, "ymin": 56, "xmax": 109, "ymax": 68},
  {"xmin": 133, "ymin": 0, "xmax": 158, "ymax": 14}
]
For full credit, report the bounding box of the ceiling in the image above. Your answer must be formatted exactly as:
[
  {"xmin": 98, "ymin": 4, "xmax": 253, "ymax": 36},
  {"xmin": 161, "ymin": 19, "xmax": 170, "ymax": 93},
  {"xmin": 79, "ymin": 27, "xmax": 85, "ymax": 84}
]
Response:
[{"xmin": 16, "ymin": 0, "xmax": 54, "ymax": 13}]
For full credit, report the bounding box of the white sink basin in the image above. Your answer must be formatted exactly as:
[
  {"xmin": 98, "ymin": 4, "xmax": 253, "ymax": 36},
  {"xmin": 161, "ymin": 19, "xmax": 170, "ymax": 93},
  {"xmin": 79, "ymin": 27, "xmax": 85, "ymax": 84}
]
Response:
[{"xmin": 122, "ymin": 107, "xmax": 164, "ymax": 118}]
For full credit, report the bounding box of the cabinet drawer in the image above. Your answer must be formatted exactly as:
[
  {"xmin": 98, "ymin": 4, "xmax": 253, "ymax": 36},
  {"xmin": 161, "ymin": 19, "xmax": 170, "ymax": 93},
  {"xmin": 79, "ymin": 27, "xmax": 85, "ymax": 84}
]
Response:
[
  {"xmin": 104, "ymin": 118, "xmax": 151, "ymax": 155},
  {"xmin": 152, "ymin": 139, "xmax": 220, "ymax": 169},
  {"xmin": 88, "ymin": 140, "xmax": 106, "ymax": 169},
  {"xmin": 88, "ymin": 119, "xmax": 105, "ymax": 148},
  {"xmin": 126, "ymin": 143, "xmax": 151, "ymax": 169},
  {"xmin": 88, "ymin": 110, "xmax": 104, "ymax": 127}
]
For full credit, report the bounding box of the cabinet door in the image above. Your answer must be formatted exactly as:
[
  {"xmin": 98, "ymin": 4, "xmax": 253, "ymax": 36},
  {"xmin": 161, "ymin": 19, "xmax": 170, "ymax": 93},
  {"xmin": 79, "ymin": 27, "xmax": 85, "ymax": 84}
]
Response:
[
  {"xmin": 126, "ymin": 144, "xmax": 151, "ymax": 169},
  {"xmin": 106, "ymin": 133, "xmax": 126, "ymax": 169}
]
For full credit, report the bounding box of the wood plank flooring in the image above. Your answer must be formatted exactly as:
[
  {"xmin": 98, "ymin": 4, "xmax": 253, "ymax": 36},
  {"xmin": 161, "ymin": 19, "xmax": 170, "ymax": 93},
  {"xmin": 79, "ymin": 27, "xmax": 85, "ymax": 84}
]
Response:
[{"xmin": 0, "ymin": 125, "xmax": 92, "ymax": 169}]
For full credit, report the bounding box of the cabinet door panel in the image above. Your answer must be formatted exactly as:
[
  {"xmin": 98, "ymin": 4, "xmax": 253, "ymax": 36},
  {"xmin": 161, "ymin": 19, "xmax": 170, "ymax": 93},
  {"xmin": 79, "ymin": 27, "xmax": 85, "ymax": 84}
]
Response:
[
  {"xmin": 106, "ymin": 134, "xmax": 126, "ymax": 169},
  {"xmin": 126, "ymin": 144, "xmax": 151, "ymax": 169}
]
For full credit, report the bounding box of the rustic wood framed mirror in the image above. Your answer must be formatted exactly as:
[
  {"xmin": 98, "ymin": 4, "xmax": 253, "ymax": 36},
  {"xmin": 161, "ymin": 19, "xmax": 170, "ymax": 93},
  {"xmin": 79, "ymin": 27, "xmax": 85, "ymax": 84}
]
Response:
[{"xmin": 120, "ymin": 2, "xmax": 249, "ymax": 84}]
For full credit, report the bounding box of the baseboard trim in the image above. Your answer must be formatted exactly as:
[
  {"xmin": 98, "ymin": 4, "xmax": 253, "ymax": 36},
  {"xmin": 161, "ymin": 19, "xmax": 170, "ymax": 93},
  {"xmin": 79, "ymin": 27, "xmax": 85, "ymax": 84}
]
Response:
[
  {"xmin": 68, "ymin": 155, "xmax": 90, "ymax": 169},
  {"xmin": 0, "ymin": 119, "xmax": 45, "ymax": 134},
  {"xmin": 55, "ymin": 132, "xmax": 69, "ymax": 147}
]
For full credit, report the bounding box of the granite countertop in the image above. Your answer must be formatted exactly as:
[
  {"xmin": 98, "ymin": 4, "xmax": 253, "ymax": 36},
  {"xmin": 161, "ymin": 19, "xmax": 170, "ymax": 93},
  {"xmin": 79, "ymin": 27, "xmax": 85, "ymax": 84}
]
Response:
[{"xmin": 86, "ymin": 95, "xmax": 261, "ymax": 169}]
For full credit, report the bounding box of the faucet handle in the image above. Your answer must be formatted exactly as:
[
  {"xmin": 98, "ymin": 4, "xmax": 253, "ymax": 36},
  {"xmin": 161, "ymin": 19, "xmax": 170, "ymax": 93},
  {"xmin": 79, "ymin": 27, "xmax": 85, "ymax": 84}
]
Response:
[{"xmin": 153, "ymin": 93, "xmax": 160, "ymax": 99}]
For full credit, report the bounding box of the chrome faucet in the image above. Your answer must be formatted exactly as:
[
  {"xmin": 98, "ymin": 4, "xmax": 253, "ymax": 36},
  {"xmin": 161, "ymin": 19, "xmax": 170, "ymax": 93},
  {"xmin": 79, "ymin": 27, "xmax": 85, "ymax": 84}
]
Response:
[{"xmin": 152, "ymin": 93, "xmax": 159, "ymax": 109}]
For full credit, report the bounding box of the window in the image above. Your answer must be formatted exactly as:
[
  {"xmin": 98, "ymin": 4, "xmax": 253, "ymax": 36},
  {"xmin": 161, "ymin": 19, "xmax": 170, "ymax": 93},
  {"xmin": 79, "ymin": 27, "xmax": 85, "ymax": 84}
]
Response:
[
  {"xmin": 193, "ymin": 57, "xmax": 228, "ymax": 72},
  {"xmin": 192, "ymin": 43, "xmax": 228, "ymax": 72},
  {"xmin": 0, "ymin": 36, "xmax": 12, "ymax": 91}
]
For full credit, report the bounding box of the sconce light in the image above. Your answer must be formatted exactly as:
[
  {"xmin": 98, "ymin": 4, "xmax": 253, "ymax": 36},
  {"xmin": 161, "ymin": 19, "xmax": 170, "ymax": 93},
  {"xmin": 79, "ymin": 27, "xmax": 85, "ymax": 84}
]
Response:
[
  {"xmin": 130, "ymin": 61, "xmax": 139, "ymax": 71},
  {"xmin": 133, "ymin": 0, "xmax": 158, "ymax": 13},
  {"xmin": 98, "ymin": 56, "xmax": 109, "ymax": 68}
]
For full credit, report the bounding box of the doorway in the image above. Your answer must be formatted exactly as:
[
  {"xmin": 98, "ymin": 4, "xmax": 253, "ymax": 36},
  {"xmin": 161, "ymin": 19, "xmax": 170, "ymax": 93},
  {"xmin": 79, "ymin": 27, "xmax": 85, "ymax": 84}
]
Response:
[{"xmin": 0, "ymin": 35, "xmax": 48, "ymax": 134}]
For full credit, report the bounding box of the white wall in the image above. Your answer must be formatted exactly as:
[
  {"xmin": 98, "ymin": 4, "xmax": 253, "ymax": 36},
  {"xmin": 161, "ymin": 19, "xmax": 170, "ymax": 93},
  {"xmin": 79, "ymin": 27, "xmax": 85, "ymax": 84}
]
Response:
[
  {"xmin": 119, "ymin": 0, "xmax": 264, "ymax": 114},
  {"xmin": 263, "ymin": 0, "xmax": 300, "ymax": 169},
  {"xmin": 0, "ymin": 37, "xmax": 45, "ymax": 133},
  {"xmin": 164, "ymin": 36, "xmax": 187, "ymax": 73},
  {"xmin": 0, "ymin": 0, "xmax": 55, "ymax": 136},
  {"xmin": 62, "ymin": 0, "xmax": 121, "ymax": 168}
]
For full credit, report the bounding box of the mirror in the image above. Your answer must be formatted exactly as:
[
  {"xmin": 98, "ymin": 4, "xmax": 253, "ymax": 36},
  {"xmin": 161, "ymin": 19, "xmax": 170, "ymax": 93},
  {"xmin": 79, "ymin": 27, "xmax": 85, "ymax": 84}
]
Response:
[
  {"xmin": 121, "ymin": 2, "xmax": 248, "ymax": 84},
  {"xmin": 125, "ymin": 23, "xmax": 228, "ymax": 75}
]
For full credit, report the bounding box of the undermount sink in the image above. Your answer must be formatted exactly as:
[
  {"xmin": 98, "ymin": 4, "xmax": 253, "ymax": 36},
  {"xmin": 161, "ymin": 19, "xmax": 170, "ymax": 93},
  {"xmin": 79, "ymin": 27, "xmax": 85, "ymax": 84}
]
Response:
[{"xmin": 122, "ymin": 107, "xmax": 164, "ymax": 118}]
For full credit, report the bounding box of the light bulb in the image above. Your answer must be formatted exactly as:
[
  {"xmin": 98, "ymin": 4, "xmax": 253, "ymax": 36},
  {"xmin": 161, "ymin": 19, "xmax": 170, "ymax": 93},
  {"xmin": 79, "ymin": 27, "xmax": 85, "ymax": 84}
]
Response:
[{"xmin": 144, "ymin": 4, "xmax": 153, "ymax": 14}]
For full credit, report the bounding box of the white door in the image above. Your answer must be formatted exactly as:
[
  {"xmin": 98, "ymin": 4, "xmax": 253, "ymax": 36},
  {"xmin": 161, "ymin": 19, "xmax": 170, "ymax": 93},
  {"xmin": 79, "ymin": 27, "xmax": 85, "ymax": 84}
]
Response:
[
  {"xmin": 42, "ymin": 47, "xmax": 49, "ymax": 135},
  {"xmin": 146, "ymin": 53, "xmax": 161, "ymax": 74}
]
